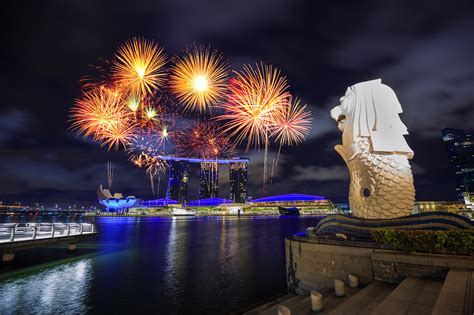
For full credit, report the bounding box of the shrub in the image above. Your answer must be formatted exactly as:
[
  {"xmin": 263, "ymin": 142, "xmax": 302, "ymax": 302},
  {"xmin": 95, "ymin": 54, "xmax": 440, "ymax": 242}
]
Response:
[{"xmin": 371, "ymin": 229, "xmax": 474, "ymax": 255}]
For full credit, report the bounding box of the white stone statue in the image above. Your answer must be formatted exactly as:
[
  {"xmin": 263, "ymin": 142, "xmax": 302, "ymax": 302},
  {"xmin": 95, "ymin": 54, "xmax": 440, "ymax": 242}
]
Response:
[{"xmin": 330, "ymin": 79, "xmax": 415, "ymax": 219}]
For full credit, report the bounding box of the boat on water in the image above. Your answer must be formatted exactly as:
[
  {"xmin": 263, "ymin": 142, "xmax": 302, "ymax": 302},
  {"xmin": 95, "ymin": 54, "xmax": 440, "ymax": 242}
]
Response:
[
  {"xmin": 278, "ymin": 206, "xmax": 300, "ymax": 215},
  {"xmin": 172, "ymin": 208, "xmax": 196, "ymax": 216}
]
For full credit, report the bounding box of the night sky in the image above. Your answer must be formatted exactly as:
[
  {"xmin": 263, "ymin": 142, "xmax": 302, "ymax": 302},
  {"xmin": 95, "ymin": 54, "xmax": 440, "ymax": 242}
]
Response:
[{"xmin": 1, "ymin": 0, "xmax": 473, "ymax": 206}]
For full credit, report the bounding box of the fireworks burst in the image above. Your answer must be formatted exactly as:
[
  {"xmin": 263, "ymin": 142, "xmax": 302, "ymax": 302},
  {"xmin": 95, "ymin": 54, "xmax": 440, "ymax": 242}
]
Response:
[
  {"xmin": 130, "ymin": 152, "xmax": 148, "ymax": 168},
  {"xmin": 272, "ymin": 97, "xmax": 312, "ymax": 146},
  {"xmin": 174, "ymin": 121, "xmax": 235, "ymax": 159},
  {"xmin": 70, "ymin": 87, "xmax": 137, "ymax": 150},
  {"xmin": 145, "ymin": 155, "xmax": 168, "ymax": 197},
  {"xmin": 71, "ymin": 37, "xmax": 313, "ymax": 197},
  {"xmin": 218, "ymin": 63, "xmax": 290, "ymax": 150},
  {"xmin": 112, "ymin": 37, "xmax": 167, "ymax": 96},
  {"xmin": 170, "ymin": 46, "xmax": 229, "ymax": 113},
  {"xmin": 127, "ymin": 130, "xmax": 162, "ymax": 156}
]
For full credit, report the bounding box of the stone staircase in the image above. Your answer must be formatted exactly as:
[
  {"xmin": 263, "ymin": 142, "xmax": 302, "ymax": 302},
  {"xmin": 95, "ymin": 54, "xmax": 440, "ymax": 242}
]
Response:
[{"xmin": 244, "ymin": 269, "xmax": 473, "ymax": 315}]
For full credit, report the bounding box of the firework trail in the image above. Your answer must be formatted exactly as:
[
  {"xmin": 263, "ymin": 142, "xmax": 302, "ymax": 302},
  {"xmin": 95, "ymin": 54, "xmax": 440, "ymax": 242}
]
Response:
[
  {"xmin": 217, "ymin": 63, "xmax": 290, "ymax": 190},
  {"xmin": 107, "ymin": 161, "xmax": 114, "ymax": 189},
  {"xmin": 271, "ymin": 96, "xmax": 312, "ymax": 164}
]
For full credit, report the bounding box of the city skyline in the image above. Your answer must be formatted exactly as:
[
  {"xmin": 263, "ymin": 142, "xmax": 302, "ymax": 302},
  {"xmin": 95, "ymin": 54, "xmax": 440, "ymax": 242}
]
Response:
[{"xmin": 1, "ymin": 1, "xmax": 474, "ymax": 206}]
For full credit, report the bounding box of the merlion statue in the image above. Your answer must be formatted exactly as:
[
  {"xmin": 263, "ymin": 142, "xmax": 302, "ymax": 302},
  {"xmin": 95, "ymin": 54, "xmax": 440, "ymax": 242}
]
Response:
[{"xmin": 330, "ymin": 79, "xmax": 415, "ymax": 219}]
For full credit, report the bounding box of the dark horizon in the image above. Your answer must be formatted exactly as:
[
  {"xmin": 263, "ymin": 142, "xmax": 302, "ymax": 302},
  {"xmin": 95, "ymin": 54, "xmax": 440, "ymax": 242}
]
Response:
[{"xmin": 1, "ymin": 0, "xmax": 474, "ymax": 206}]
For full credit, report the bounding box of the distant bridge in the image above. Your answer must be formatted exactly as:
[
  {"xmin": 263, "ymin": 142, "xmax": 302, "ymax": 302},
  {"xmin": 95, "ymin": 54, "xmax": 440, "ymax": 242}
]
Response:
[{"xmin": 0, "ymin": 207, "xmax": 92, "ymax": 216}]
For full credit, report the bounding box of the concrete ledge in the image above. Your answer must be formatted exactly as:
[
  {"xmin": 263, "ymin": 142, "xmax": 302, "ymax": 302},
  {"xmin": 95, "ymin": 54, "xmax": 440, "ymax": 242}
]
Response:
[
  {"xmin": 286, "ymin": 236, "xmax": 474, "ymax": 293},
  {"xmin": 0, "ymin": 232, "xmax": 98, "ymax": 253}
]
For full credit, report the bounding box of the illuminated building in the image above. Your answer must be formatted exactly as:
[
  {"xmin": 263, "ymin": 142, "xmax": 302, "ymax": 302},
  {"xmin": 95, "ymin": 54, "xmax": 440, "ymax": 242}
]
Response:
[
  {"xmin": 158, "ymin": 156, "xmax": 249, "ymax": 202},
  {"xmin": 414, "ymin": 201, "xmax": 466, "ymax": 214},
  {"xmin": 167, "ymin": 160, "xmax": 190, "ymax": 204},
  {"xmin": 96, "ymin": 185, "xmax": 137, "ymax": 212},
  {"xmin": 463, "ymin": 192, "xmax": 473, "ymax": 210},
  {"xmin": 199, "ymin": 162, "xmax": 219, "ymax": 199},
  {"xmin": 442, "ymin": 128, "xmax": 474, "ymax": 200},
  {"xmin": 229, "ymin": 162, "xmax": 247, "ymax": 203},
  {"xmin": 185, "ymin": 198, "xmax": 233, "ymax": 207},
  {"xmin": 140, "ymin": 198, "xmax": 178, "ymax": 207},
  {"xmin": 248, "ymin": 194, "xmax": 335, "ymax": 213}
]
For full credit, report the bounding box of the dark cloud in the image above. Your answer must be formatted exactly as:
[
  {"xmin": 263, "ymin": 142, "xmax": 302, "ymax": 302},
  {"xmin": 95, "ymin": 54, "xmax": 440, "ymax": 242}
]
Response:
[{"xmin": 0, "ymin": 0, "xmax": 473, "ymax": 205}]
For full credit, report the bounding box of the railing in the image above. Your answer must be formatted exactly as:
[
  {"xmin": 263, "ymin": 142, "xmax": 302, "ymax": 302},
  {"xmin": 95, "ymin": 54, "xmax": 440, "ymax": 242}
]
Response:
[{"xmin": 0, "ymin": 223, "xmax": 95, "ymax": 243}]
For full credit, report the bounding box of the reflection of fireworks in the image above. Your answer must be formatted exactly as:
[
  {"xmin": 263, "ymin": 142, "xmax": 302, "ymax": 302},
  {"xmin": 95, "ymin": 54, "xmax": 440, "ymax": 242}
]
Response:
[
  {"xmin": 70, "ymin": 87, "xmax": 137, "ymax": 150},
  {"xmin": 170, "ymin": 46, "xmax": 229, "ymax": 113},
  {"xmin": 174, "ymin": 121, "xmax": 235, "ymax": 159},
  {"xmin": 218, "ymin": 63, "xmax": 290, "ymax": 150},
  {"xmin": 272, "ymin": 97, "xmax": 312, "ymax": 146},
  {"xmin": 112, "ymin": 37, "xmax": 167, "ymax": 96}
]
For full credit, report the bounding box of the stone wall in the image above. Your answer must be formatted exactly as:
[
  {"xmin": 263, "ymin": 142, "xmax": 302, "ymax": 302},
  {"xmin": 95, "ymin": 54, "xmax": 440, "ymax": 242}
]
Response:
[
  {"xmin": 285, "ymin": 238, "xmax": 375, "ymax": 294},
  {"xmin": 371, "ymin": 251, "xmax": 473, "ymax": 283},
  {"xmin": 286, "ymin": 237, "xmax": 474, "ymax": 294}
]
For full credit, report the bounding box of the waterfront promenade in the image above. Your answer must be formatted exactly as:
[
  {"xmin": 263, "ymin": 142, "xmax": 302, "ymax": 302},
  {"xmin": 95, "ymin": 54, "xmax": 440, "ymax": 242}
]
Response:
[{"xmin": 0, "ymin": 223, "xmax": 97, "ymax": 263}]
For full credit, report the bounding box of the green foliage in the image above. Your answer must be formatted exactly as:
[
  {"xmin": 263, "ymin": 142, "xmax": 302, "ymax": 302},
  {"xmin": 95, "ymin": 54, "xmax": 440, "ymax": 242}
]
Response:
[{"xmin": 371, "ymin": 229, "xmax": 474, "ymax": 255}]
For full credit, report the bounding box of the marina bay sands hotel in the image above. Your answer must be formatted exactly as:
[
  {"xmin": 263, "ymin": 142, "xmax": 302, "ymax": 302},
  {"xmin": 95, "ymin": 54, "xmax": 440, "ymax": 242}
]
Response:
[{"xmin": 158, "ymin": 156, "xmax": 249, "ymax": 204}]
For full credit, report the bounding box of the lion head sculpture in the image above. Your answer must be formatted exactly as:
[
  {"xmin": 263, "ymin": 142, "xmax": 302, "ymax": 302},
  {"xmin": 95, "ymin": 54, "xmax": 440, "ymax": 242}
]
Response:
[
  {"xmin": 330, "ymin": 79, "xmax": 415, "ymax": 219},
  {"xmin": 330, "ymin": 79, "xmax": 413, "ymax": 163}
]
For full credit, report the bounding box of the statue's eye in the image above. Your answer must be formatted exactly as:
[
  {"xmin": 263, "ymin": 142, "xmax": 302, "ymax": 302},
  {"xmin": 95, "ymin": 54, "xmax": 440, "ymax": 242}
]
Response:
[{"xmin": 337, "ymin": 115, "xmax": 346, "ymax": 123}]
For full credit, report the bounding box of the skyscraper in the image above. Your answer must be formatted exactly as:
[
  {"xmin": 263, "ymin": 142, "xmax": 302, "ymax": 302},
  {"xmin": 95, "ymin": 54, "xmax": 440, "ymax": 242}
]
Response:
[
  {"xmin": 442, "ymin": 128, "xmax": 474, "ymax": 200},
  {"xmin": 167, "ymin": 160, "xmax": 190, "ymax": 204},
  {"xmin": 199, "ymin": 162, "xmax": 219, "ymax": 199},
  {"xmin": 229, "ymin": 162, "xmax": 248, "ymax": 203}
]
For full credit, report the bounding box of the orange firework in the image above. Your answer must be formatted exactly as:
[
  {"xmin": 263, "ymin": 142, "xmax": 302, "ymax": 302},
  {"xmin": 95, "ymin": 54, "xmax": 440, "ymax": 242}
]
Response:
[
  {"xmin": 112, "ymin": 37, "xmax": 167, "ymax": 96},
  {"xmin": 174, "ymin": 121, "xmax": 235, "ymax": 159},
  {"xmin": 70, "ymin": 87, "xmax": 137, "ymax": 150},
  {"xmin": 217, "ymin": 63, "xmax": 290, "ymax": 190},
  {"xmin": 100, "ymin": 115, "xmax": 137, "ymax": 150},
  {"xmin": 218, "ymin": 63, "xmax": 290, "ymax": 150},
  {"xmin": 130, "ymin": 152, "xmax": 148, "ymax": 168},
  {"xmin": 272, "ymin": 97, "xmax": 312, "ymax": 146},
  {"xmin": 170, "ymin": 46, "xmax": 229, "ymax": 113}
]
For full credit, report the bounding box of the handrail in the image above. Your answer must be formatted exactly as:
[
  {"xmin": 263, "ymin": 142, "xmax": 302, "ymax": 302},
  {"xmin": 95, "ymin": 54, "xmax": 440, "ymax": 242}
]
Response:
[{"xmin": 0, "ymin": 223, "xmax": 96, "ymax": 243}]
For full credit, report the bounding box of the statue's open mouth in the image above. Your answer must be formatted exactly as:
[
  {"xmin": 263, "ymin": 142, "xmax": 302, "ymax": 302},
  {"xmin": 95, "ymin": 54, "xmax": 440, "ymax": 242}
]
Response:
[{"xmin": 337, "ymin": 114, "xmax": 346, "ymax": 124}]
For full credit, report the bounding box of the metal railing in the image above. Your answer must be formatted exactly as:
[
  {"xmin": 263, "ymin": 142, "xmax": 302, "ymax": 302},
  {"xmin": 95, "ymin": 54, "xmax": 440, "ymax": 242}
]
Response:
[{"xmin": 0, "ymin": 223, "xmax": 95, "ymax": 243}]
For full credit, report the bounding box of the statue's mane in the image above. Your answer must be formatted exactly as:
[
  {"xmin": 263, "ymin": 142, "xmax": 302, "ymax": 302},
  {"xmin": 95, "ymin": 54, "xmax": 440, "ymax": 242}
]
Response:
[{"xmin": 343, "ymin": 79, "xmax": 413, "ymax": 158}]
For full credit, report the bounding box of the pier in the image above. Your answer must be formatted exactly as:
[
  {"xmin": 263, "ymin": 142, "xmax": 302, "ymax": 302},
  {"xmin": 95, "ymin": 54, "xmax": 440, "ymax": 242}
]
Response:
[{"xmin": 0, "ymin": 223, "xmax": 97, "ymax": 263}]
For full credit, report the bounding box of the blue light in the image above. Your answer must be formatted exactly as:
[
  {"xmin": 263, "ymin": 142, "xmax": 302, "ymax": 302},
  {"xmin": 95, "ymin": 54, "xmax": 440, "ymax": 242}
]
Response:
[
  {"xmin": 98, "ymin": 198, "xmax": 138, "ymax": 211},
  {"xmin": 140, "ymin": 198, "xmax": 179, "ymax": 207},
  {"xmin": 185, "ymin": 198, "xmax": 233, "ymax": 207},
  {"xmin": 250, "ymin": 194, "xmax": 327, "ymax": 203},
  {"xmin": 156, "ymin": 155, "xmax": 249, "ymax": 165}
]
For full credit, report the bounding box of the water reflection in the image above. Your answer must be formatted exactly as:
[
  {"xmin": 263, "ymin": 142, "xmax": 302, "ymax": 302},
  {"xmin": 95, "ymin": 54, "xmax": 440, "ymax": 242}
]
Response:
[
  {"xmin": 0, "ymin": 216, "xmax": 321, "ymax": 314},
  {"xmin": 0, "ymin": 259, "xmax": 93, "ymax": 314}
]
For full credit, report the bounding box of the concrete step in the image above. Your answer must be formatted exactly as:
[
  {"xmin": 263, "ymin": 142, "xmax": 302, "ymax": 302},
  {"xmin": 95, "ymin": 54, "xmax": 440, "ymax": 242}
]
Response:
[
  {"xmin": 289, "ymin": 287, "xmax": 362, "ymax": 315},
  {"xmin": 243, "ymin": 294, "xmax": 296, "ymax": 315},
  {"xmin": 372, "ymin": 276, "xmax": 443, "ymax": 315},
  {"xmin": 327, "ymin": 281, "xmax": 396, "ymax": 315},
  {"xmin": 259, "ymin": 293, "xmax": 309, "ymax": 315},
  {"xmin": 432, "ymin": 268, "xmax": 474, "ymax": 315}
]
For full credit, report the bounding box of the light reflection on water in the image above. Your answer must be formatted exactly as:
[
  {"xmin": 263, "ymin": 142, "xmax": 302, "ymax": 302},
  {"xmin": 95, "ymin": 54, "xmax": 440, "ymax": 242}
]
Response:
[
  {"xmin": 0, "ymin": 215, "xmax": 321, "ymax": 314},
  {"xmin": 0, "ymin": 259, "xmax": 93, "ymax": 314}
]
